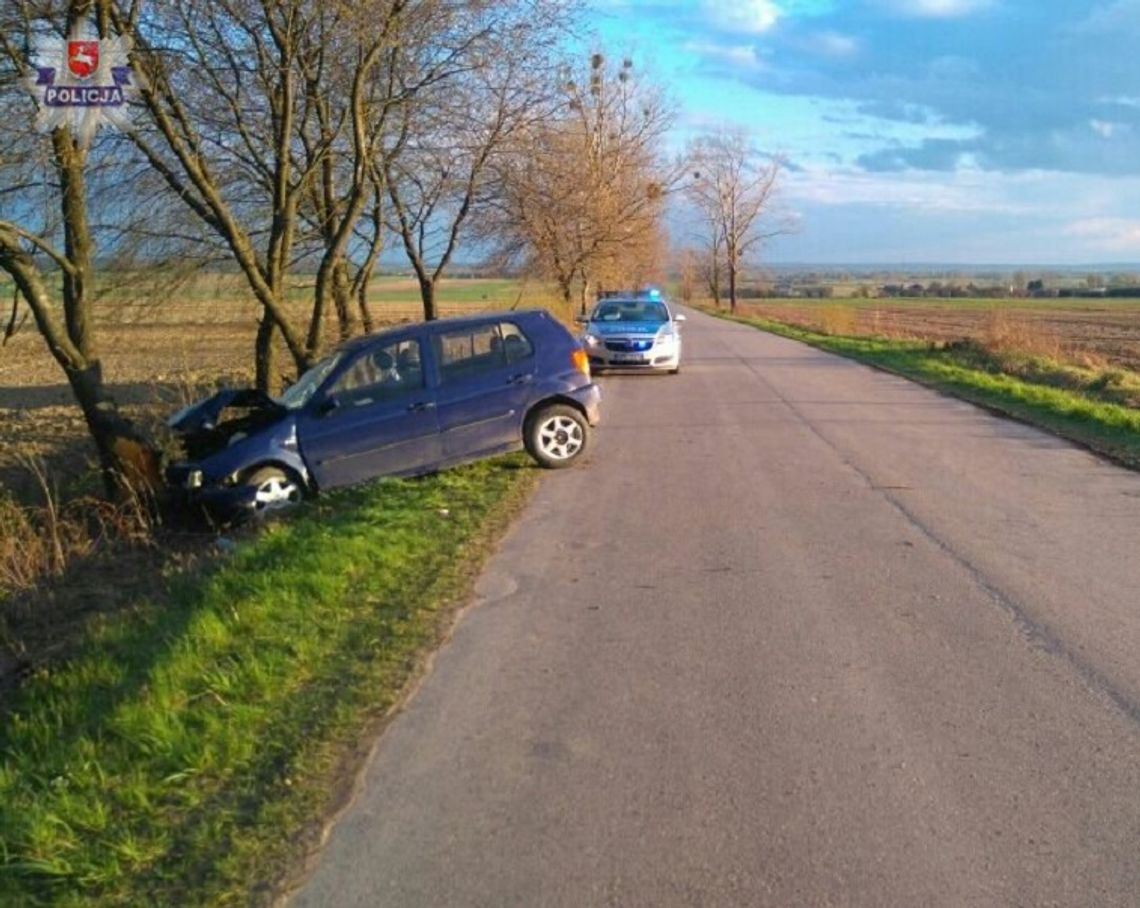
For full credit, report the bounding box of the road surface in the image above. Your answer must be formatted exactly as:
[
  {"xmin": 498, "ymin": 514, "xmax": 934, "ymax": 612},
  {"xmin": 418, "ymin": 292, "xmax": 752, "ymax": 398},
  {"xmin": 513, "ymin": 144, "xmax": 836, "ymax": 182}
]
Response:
[{"xmin": 291, "ymin": 307, "xmax": 1140, "ymax": 907}]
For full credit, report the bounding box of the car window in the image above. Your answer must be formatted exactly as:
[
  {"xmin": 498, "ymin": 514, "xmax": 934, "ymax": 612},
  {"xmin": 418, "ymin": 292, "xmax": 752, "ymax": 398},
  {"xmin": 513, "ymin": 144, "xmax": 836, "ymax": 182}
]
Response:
[
  {"xmin": 434, "ymin": 324, "xmax": 508, "ymax": 384},
  {"xmin": 591, "ymin": 301, "xmax": 668, "ymax": 323},
  {"xmin": 328, "ymin": 339, "xmax": 424, "ymax": 406},
  {"xmin": 499, "ymin": 322, "xmax": 534, "ymax": 364}
]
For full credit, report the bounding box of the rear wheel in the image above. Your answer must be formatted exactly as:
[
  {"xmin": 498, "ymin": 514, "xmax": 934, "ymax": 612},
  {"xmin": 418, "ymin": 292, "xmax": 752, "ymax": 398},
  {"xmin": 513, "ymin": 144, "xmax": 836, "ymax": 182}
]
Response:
[
  {"xmin": 245, "ymin": 466, "xmax": 303, "ymax": 515},
  {"xmin": 524, "ymin": 405, "xmax": 589, "ymax": 469}
]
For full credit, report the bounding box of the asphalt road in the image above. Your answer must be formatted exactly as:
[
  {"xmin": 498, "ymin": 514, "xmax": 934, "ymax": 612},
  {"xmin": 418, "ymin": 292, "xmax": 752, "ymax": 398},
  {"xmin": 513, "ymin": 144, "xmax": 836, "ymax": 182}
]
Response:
[{"xmin": 290, "ymin": 308, "xmax": 1140, "ymax": 907}]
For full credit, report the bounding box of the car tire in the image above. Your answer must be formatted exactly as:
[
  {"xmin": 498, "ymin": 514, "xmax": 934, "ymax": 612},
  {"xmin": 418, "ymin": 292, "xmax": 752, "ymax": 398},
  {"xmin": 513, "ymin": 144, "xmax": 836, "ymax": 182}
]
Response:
[
  {"xmin": 524, "ymin": 404, "xmax": 589, "ymax": 469},
  {"xmin": 245, "ymin": 465, "xmax": 303, "ymax": 515}
]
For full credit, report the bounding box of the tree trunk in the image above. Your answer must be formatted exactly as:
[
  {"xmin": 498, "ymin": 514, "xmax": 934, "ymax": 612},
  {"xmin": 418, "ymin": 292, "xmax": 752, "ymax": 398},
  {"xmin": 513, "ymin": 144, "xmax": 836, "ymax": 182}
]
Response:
[
  {"xmin": 558, "ymin": 275, "xmax": 574, "ymax": 307},
  {"xmin": 420, "ymin": 277, "xmax": 438, "ymax": 321},
  {"xmin": 579, "ymin": 278, "xmax": 591, "ymax": 316},
  {"xmin": 311, "ymin": 253, "xmax": 356, "ymax": 350},
  {"xmin": 707, "ymin": 249, "xmax": 722, "ymax": 309},
  {"xmin": 0, "ymin": 231, "xmax": 160, "ymax": 500},
  {"xmin": 66, "ymin": 361, "xmax": 162, "ymax": 499},
  {"xmin": 255, "ymin": 314, "xmax": 278, "ymax": 393},
  {"xmin": 351, "ymin": 190, "xmax": 385, "ymax": 336},
  {"xmin": 728, "ymin": 257, "xmax": 737, "ymax": 314},
  {"xmin": 356, "ymin": 280, "xmax": 375, "ymax": 335},
  {"xmin": 332, "ymin": 259, "xmax": 353, "ymax": 341}
]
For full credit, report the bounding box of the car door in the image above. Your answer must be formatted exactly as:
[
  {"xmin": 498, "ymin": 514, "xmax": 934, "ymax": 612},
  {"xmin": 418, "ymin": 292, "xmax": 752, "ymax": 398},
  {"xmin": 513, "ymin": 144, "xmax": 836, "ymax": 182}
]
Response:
[
  {"xmin": 296, "ymin": 337, "xmax": 440, "ymax": 490},
  {"xmin": 432, "ymin": 320, "xmax": 537, "ymax": 460}
]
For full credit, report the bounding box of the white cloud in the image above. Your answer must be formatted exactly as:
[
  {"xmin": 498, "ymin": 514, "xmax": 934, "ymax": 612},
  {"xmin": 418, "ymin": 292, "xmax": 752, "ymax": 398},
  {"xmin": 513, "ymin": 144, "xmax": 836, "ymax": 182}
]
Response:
[
  {"xmin": 684, "ymin": 40, "xmax": 765, "ymax": 70},
  {"xmin": 882, "ymin": 0, "xmax": 992, "ymax": 17},
  {"xmin": 1097, "ymin": 95, "xmax": 1140, "ymax": 108},
  {"xmin": 1063, "ymin": 218, "xmax": 1140, "ymax": 253},
  {"xmin": 785, "ymin": 166, "xmax": 1020, "ymax": 213},
  {"xmin": 811, "ymin": 31, "xmax": 859, "ymax": 56},
  {"xmin": 784, "ymin": 166, "xmax": 1140, "ymax": 220},
  {"xmin": 1089, "ymin": 119, "xmax": 1131, "ymax": 139},
  {"xmin": 703, "ymin": 0, "xmax": 782, "ymax": 34},
  {"xmin": 1074, "ymin": 1, "xmax": 1140, "ymax": 36}
]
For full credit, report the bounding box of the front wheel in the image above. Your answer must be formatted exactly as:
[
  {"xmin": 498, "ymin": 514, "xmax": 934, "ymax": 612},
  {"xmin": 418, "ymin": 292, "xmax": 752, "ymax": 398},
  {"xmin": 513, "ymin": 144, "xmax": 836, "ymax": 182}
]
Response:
[
  {"xmin": 524, "ymin": 405, "xmax": 589, "ymax": 469},
  {"xmin": 245, "ymin": 465, "xmax": 303, "ymax": 515}
]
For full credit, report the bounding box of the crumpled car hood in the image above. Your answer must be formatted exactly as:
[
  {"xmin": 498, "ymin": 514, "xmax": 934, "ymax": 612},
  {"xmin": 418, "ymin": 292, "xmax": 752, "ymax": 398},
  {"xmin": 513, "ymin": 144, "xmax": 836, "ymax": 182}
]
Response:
[{"xmin": 167, "ymin": 388, "xmax": 285, "ymax": 433}]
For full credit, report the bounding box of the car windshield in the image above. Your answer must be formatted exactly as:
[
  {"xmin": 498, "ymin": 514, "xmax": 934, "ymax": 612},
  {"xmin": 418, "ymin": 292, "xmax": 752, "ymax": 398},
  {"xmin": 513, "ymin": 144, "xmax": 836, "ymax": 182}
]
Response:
[
  {"xmin": 276, "ymin": 352, "xmax": 343, "ymax": 410},
  {"xmin": 591, "ymin": 301, "xmax": 669, "ymax": 324}
]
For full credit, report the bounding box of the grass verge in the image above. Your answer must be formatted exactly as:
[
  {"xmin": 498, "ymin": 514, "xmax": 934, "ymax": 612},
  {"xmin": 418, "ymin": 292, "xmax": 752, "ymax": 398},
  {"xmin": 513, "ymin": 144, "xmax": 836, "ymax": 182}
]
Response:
[
  {"xmin": 708, "ymin": 309, "xmax": 1140, "ymax": 469},
  {"xmin": 0, "ymin": 455, "xmax": 536, "ymax": 906}
]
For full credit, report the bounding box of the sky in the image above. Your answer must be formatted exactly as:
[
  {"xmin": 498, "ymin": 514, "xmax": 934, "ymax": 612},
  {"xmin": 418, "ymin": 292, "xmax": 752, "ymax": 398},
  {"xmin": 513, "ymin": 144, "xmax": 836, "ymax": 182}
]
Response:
[{"xmin": 592, "ymin": 0, "xmax": 1140, "ymax": 266}]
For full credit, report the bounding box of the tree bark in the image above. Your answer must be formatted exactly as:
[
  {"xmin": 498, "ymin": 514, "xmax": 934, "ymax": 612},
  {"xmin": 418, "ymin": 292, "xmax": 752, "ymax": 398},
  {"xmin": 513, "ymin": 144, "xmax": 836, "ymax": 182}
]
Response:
[
  {"xmin": 66, "ymin": 361, "xmax": 162, "ymax": 498},
  {"xmin": 419, "ymin": 277, "xmax": 438, "ymax": 321},
  {"xmin": 728, "ymin": 256, "xmax": 738, "ymax": 314},
  {"xmin": 255, "ymin": 314, "xmax": 278, "ymax": 394}
]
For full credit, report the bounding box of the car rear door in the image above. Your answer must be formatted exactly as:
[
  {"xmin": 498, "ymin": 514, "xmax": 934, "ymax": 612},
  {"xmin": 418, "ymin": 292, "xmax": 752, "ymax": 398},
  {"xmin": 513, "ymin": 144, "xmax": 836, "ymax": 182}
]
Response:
[
  {"xmin": 432, "ymin": 320, "xmax": 537, "ymax": 460},
  {"xmin": 296, "ymin": 337, "xmax": 440, "ymax": 490}
]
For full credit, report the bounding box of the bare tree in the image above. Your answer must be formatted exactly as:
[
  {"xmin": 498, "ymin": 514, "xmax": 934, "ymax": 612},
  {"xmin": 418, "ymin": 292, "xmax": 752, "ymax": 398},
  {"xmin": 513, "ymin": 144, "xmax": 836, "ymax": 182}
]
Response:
[
  {"xmin": 384, "ymin": 0, "xmax": 574, "ymax": 321},
  {"xmin": 491, "ymin": 53, "xmax": 678, "ymax": 314},
  {"xmin": 687, "ymin": 128, "xmax": 786, "ymax": 313},
  {"xmin": 0, "ymin": 0, "xmax": 162, "ymax": 496},
  {"xmin": 104, "ymin": 0, "xmax": 322, "ymax": 389},
  {"xmin": 675, "ymin": 247, "xmax": 699, "ymax": 305},
  {"xmin": 700, "ymin": 224, "xmax": 724, "ymax": 308}
]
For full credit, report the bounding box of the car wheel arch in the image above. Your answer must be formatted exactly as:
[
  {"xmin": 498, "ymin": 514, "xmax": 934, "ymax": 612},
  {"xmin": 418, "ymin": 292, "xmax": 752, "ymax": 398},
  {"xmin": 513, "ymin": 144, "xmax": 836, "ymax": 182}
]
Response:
[
  {"xmin": 238, "ymin": 459, "xmax": 311, "ymax": 494},
  {"xmin": 523, "ymin": 394, "xmax": 588, "ymax": 428}
]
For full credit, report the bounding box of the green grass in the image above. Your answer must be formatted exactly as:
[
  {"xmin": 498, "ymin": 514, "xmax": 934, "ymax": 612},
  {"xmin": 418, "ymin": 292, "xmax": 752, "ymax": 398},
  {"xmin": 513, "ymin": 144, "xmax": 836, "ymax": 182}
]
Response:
[
  {"xmin": 712, "ymin": 310, "xmax": 1140, "ymax": 469},
  {"xmin": 0, "ymin": 456, "xmax": 535, "ymax": 906}
]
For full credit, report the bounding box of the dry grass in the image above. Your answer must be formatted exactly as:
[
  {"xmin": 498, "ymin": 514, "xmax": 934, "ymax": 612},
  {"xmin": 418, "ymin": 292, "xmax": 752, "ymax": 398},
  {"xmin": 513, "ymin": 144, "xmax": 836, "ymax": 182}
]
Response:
[
  {"xmin": 0, "ymin": 456, "xmax": 159, "ymax": 598},
  {"xmin": 720, "ymin": 296, "xmax": 1140, "ymax": 411},
  {"xmin": 817, "ymin": 304, "xmax": 858, "ymax": 336},
  {"xmin": 980, "ymin": 308, "xmax": 1066, "ymax": 361}
]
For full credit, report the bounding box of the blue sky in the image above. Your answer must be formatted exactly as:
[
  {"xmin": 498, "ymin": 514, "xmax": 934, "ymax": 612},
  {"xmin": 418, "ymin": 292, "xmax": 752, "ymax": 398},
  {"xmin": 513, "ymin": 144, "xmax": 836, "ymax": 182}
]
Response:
[{"xmin": 592, "ymin": 0, "xmax": 1140, "ymax": 265}]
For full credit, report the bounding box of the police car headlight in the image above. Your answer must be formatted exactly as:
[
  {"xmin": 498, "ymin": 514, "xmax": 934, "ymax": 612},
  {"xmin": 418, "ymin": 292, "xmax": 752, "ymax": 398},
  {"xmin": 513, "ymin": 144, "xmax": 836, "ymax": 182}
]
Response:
[{"xmin": 583, "ymin": 333, "xmax": 601, "ymax": 347}]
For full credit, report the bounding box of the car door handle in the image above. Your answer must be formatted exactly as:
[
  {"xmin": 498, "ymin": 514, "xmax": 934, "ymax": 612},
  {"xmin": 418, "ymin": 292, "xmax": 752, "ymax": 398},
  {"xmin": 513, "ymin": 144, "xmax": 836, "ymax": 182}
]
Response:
[
  {"xmin": 508, "ymin": 374, "xmax": 533, "ymax": 385},
  {"xmin": 407, "ymin": 401, "xmax": 436, "ymax": 412}
]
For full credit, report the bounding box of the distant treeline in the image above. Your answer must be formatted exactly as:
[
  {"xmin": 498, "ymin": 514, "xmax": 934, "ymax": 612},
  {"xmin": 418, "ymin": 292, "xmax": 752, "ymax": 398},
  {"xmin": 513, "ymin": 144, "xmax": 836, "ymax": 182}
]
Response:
[{"xmin": 739, "ymin": 282, "xmax": 1140, "ymax": 300}]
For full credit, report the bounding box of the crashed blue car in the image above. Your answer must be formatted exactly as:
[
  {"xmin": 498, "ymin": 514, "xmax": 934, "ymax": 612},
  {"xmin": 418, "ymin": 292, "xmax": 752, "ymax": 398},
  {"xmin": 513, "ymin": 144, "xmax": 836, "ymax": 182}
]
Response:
[{"xmin": 166, "ymin": 310, "xmax": 601, "ymax": 517}]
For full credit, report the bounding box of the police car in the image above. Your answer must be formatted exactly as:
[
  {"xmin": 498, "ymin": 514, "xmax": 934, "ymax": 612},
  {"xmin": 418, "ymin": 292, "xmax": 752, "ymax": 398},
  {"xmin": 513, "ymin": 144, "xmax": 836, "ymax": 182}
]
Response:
[{"xmin": 577, "ymin": 289, "xmax": 685, "ymax": 374}]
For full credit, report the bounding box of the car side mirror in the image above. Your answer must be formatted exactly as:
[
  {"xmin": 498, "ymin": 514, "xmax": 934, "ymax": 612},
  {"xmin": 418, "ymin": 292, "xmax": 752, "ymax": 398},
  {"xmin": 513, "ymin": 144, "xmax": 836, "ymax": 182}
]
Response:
[
  {"xmin": 316, "ymin": 396, "xmax": 341, "ymax": 417},
  {"xmin": 674, "ymin": 314, "xmax": 687, "ymax": 322}
]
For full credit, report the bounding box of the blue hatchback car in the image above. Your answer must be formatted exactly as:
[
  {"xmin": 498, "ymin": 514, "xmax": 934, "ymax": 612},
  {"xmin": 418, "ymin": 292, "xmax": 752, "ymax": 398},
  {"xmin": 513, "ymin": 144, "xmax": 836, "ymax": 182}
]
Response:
[{"xmin": 166, "ymin": 310, "xmax": 601, "ymax": 517}]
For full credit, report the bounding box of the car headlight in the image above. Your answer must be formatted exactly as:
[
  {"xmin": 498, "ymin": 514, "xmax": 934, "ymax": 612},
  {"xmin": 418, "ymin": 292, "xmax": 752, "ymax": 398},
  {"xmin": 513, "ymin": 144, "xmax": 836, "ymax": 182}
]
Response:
[
  {"xmin": 655, "ymin": 330, "xmax": 675, "ymax": 346},
  {"xmin": 185, "ymin": 469, "xmax": 204, "ymax": 490},
  {"xmin": 583, "ymin": 333, "xmax": 601, "ymax": 347}
]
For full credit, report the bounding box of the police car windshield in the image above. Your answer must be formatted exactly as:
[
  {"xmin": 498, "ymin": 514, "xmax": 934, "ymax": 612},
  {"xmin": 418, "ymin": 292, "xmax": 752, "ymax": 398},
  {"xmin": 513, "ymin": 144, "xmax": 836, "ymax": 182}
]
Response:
[{"xmin": 591, "ymin": 301, "xmax": 668, "ymax": 323}]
